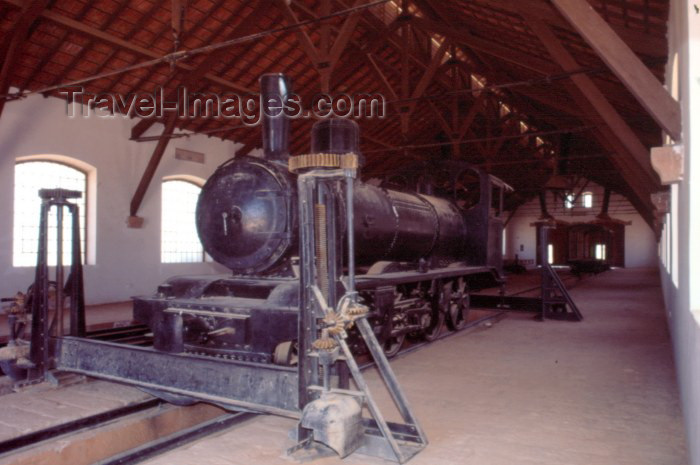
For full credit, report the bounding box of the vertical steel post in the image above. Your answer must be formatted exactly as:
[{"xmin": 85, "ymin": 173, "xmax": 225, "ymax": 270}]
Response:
[
  {"xmin": 296, "ymin": 174, "xmax": 318, "ymax": 443},
  {"xmin": 27, "ymin": 189, "xmax": 85, "ymax": 382},
  {"xmin": 29, "ymin": 199, "xmax": 50, "ymax": 381},
  {"xmin": 345, "ymin": 171, "xmax": 356, "ymax": 299},
  {"xmin": 56, "ymin": 205, "xmax": 64, "ymax": 337},
  {"xmin": 539, "ymin": 225, "xmax": 550, "ymax": 321},
  {"xmin": 68, "ymin": 204, "xmax": 86, "ymax": 336}
]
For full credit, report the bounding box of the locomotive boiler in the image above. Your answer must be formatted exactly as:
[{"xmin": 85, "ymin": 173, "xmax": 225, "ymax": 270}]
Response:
[{"xmin": 134, "ymin": 73, "xmax": 509, "ymax": 362}]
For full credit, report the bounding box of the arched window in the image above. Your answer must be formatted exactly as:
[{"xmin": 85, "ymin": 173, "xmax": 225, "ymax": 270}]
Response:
[
  {"xmin": 13, "ymin": 159, "xmax": 87, "ymax": 267},
  {"xmin": 161, "ymin": 178, "xmax": 205, "ymax": 263}
]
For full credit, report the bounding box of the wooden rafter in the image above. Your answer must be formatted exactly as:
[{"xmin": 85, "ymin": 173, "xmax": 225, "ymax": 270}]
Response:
[
  {"xmin": 399, "ymin": 18, "xmax": 411, "ymax": 134},
  {"xmin": 45, "ymin": 1, "xmax": 133, "ymax": 90},
  {"xmin": 367, "ymin": 53, "xmax": 398, "ymax": 100},
  {"xmin": 411, "ymin": 0, "xmax": 656, "ymax": 223},
  {"xmin": 466, "ymin": 0, "xmax": 666, "ymax": 58},
  {"xmin": 410, "ymin": 16, "xmax": 558, "ymax": 76},
  {"xmin": 281, "ymin": 0, "xmax": 363, "ymax": 92},
  {"xmin": 457, "ymin": 92, "xmax": 486, "ymax": 141},
  {"xmin": 129, "ymin": 114, "xmax": 178, "ymax": 220},
  {"xmin": 427, "ymin": 90, "xmax": 485, "ymax": 159},
  {"xmin": 279, "ymin": 1, "xmax": 322, "ymax": 65},
  {"xmin": 520, "ymin": 11, "xmax": 658, "ymax": 187},
  {"xmin": 130, "ymin": 0, "xmax": 273, "ymax": 140},
  {"xmin": 95, "ymin": 0, "xmax": 175, "ymax": 93},
  {"xmin": 407, "ymin": 39, "xmax": 449, "ymax": 114},
  {"xmin": 19, "ymin": 1, "xmax": 94, "ymax": 91},
  {"xmin": 0, "ymin": 0, "xmax": 256, "ymax": 96},
  {"xmin": 410, "ymin": 12, "xmax": 647, "ymax": 115},
  {"xmin": 327, "ymin": 1, "xmax": 363, "ymax": 71},
  {"xmin": 0, "ymin": 0, "xmax": 50, "ymax": 118},
  {"xmin": 115, "ymin": 0, "xmax": 232, "ymax": 99},
  {"xmin": 0, "ymin": 0, "xmax": 669, "ymax": 226},
  {"xmin": 551, "ymin": 0, "xmax": 680, "ymax": 141}
]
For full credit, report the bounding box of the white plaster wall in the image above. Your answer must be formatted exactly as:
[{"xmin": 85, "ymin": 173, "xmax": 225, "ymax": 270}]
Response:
[
  {"xmin": 504, "ymin": 215, "xmax": 538, "ymax": 264},
  {"xmin": 504, "ymin": 183, "xmax": 657, "ymax": 268},
  {"xmin": 661, "ymin": 2, "xmax": 700, "ymax": 464},
  {"xmin": 0, "ymin": 91, "xmax": 236, "ymax": 304},
  {"xmin": 624, "ymin": 214, "xmax": 658, "ymax": 267}
]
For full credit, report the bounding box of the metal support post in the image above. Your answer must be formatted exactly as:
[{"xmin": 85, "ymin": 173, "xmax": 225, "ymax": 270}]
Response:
[
  {"xmin": 292, "ymin": 164, "xmax": 427, "ymax": 463},
  {"xmin": 27, "ymin": 188, "xmax": 86, "ymax": 382},
  {"xmin": 539, "ymin": 225, "xmax": 583, "ymax": 321}
]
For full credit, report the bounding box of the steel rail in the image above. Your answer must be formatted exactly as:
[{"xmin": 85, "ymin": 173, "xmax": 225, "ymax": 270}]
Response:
[
  {"xmin": 95, "ymin": 411, "xmax": 255, "ymax": 465},
  {"xmin": 0, "ymin": 398, "xmax": 162, "ymax": 455}
]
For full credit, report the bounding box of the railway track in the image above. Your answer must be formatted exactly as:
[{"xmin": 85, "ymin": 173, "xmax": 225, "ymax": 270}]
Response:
[
  {"xmin": 0, "ymin": 398, "xmax": 162, "ymax": 456},
  {"xmin": 0, "ymin": 270, "xmax": 588, "ymax": 463},
  {"xmin": 94, "ymin": 411, "xmax": 253, "ymax": 465},
  {"xmin": 0, "ymin": 393, "xmax": 254, "ymax": 465},
  {"xmin": 0, "ymin": 310, "xmax": 502, "ymax": 464}
]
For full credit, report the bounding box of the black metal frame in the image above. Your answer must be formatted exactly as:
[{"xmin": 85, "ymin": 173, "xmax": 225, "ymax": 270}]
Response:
[
  {"xmin": 56, "ymin": 336, "xmax": 299, "ymax": 416},
  {"xmin": 28, "ymin": 188, "xmax": 86, "ymax": 382},
  {"xmin": 470, "ymin": 226, "xmax": 582, "ymax": 321},
  {"xmin": 293, "ymin": 167, "xmax": 427, "ymax": 463}
]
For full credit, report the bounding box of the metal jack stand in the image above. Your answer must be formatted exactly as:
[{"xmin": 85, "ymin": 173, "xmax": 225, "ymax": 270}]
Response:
[
  {"xmin": 290, "ymin": 155, "xmax": 427, "ymax": 463},
  {"xmin": 538, "ymin": 226, "xmax": 582, "ymax": 321},
  {"xmin": 469, "ymin": 225, "xmax": 582, "ymax": 321},
  {"xmin": 27, "ymin": 188, "xmax": 86, "ymax": 383}
]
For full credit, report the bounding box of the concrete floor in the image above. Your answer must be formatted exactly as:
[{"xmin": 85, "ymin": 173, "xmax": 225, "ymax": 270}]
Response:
[
  {"xmin": 143, "ymin": 267, "xmax": 688, "ymax": 465},
  {"xmin": 0, "ymin": 379, "xmax": 153, "ymax": 440}
]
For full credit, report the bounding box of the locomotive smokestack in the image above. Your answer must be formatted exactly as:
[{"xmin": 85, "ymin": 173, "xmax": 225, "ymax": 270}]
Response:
[{"xmin": 260, "ymin": 73, "xmax": 290, "ymax": 162}]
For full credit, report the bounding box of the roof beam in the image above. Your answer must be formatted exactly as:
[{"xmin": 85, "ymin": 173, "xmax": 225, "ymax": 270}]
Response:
[
  {"xmin": 410, "ymin": 16, "xmax": 558, "ymax": 75},
  {"xmin": 362, "ymin": 133, "xmax": 395, "ymax": 149},
  {"xmin": 129, "ymin": 114, "xmax": 178, "ymax": 220},
  {"xmin": 513, "ymin": 8, "xmax": 657, "ymax": 223},
  {"xmin": 399, "ymin": 20, "xmax": 411, "ymax": 135},
  {"xmin": 279, "ymin": 1, "xmax": 322, "ymax": 65},
  {"xmin": 281, "ymin": 0, "xmax": 362, "ymax": 92},
  {"xmin": 130, "ymin": 0, "xmax": 272, "ymax": 140},
  {"xmin": 408, "ymin": 38, "xmax": 449, "ymax": 113},
  {"xmin": 411, "ymin": 5, "xmax": 663, "ymax": 115},
  {"xmin": 327, "ymin": 2, "xmax": 362, "ymax": 71},
  {"xmin": 519, "ymin": 10, "xmax": 658, "ymax": 186},
  {"xmin": 235, "ymin": 141, "xmax": 258, "ymax": 158},
  {"xmin": 45, "ymin": 1, "xmax": 132, "ymax": 91},
  {"xmin": 457, "ymin": 93, "xmax": 486, "ymax": 141},
  {"xmin": 469, "ymin": 0, "xmax": 666, "ymax": 58},
  {"xmin": 0, "ymin": 0, "xmax": 50, "ymax": 118},
  {"xmin": 19, "ymin": 1, "xmax": 94, "ymax": 91},
  {"xmin": 551, "ymin": 0, "xmax": 680, "ymax": 141},
  {"xmin": 367, "ymin": 53, "xmax": 399, "ymax": 100},
  {"xmin": 0, "ymin": 0, "xmax": 255, "ymax": 95}
]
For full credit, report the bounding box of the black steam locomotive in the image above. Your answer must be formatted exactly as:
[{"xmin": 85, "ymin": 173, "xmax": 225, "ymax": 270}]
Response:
[{"xmin": 134, "ymin": 74, "xmax": 509, "ymax": 363}]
